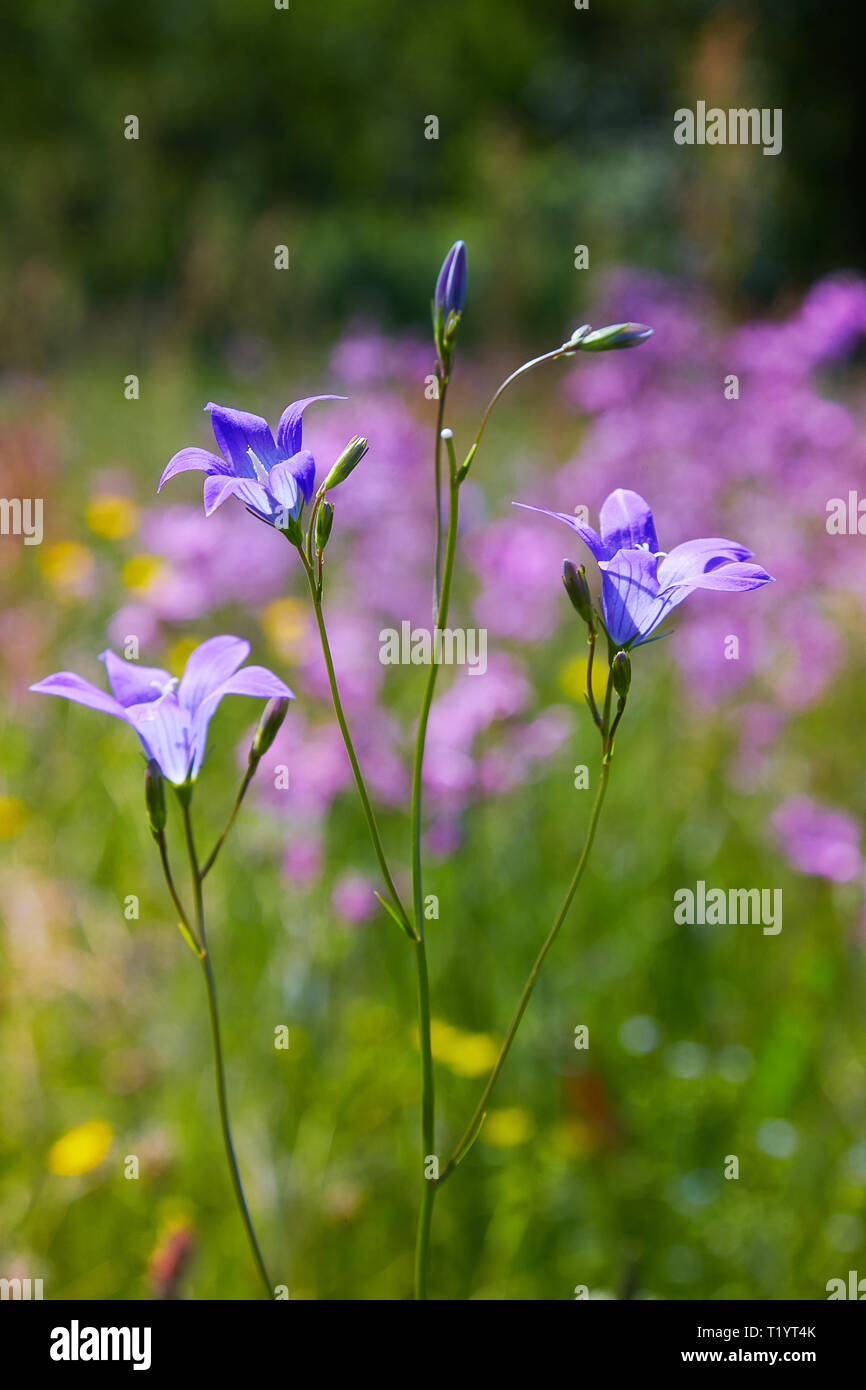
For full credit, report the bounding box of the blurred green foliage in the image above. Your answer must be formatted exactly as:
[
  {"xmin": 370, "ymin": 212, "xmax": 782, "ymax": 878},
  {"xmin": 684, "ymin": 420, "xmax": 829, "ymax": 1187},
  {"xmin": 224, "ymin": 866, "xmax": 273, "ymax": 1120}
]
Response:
[{"xmin": 2, "ymin": 0, "xmax": 863, "ymax": 368}]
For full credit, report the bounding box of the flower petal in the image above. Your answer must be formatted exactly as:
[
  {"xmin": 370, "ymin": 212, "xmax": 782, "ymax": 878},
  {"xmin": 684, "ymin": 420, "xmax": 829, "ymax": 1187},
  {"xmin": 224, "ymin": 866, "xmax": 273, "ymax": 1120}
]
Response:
[
  {"xmin": 205, "ymin": 403, "xmax": 279, "ymax": 476},
  {"xmin": 598, "ymin": 548, "xmax": 664, "ymax": 645},
  {"xmin": 29, "ymin": 672, "xmax": 129, "ymax": 721},
  {"xmin": 158, "ymin": 446, "xmax": 230, "ymax": 492},
  {"xmin": 125, "ymin": 690, "xmax": 195, "ymax": 785},
  {"xmin": 267, "ymin": 456, "xmax": 304, "ymax": 516},
  {"xmin": 662, "ymin": 561, "xmax": 774, "ymax": 595},
  {"xmin": 598, "ymin": 489, "xmax": 659, "ymax": 555},
  {"xmin": 657, "ymin": 537, "xmax": 755, "ymax": 589},
  {"xmin": 177, "ymin": 635, "xmax": 250, "ymax": 712},
  {"xmin": 275, "ymin": 395, "xmax": 346, "ymax": 459},
  {"xmin": 511, "ymin": 502, "xmax": 610, "ymax": 560},
  {"xmin": 189, "ymin": 667, "xmax": 295, "ymax": 779},
  {"xmin": 99, "ymin": 650, "xmax": 172, "ymax": 707},
  {"xmin": 203, "ymin": 665, "xmax": 295, "ymax": 709},
  {"xmin": 202, "ymin": 474, "xmax": 275, "ymax": 520}
]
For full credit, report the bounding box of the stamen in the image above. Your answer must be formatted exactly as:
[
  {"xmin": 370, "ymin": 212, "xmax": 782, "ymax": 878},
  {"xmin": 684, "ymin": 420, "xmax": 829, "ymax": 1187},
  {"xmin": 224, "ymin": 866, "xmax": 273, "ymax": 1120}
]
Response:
[{"xmin": 247, "ymin": 448, "xmax": 270, "ymax": 487}]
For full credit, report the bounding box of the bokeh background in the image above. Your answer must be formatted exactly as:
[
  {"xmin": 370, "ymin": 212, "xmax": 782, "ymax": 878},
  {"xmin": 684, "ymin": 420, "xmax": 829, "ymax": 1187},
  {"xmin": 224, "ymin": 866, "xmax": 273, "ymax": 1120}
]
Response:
[{"xmin": 2, "ymin": 0, "xmax": 865, "ymax": 1300}]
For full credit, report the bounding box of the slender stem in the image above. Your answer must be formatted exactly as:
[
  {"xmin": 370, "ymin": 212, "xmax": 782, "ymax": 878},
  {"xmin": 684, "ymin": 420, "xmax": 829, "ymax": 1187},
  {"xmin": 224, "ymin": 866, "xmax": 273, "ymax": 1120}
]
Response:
[
  {"xmin": 468, "ymin": 345, "xmax": 569, "ymax": 463},
  {"xmin": 200, "ymin": 763, "xmax": 256, "ymax": 880},
  {"xmin": 155, "ymin": 831, "xmax": 197, "ymax": 946},
  {"xmin": 180, "ymin": 799, "xmax": 273, "ymax": 1299},
  {"xmin": 413, "ymin": 937, "xmax": 436, "ymax": 1300},
  {"xmin": 439, "ymin": 758, "xmax": 611, "ymax": 1183},
  {"xmin": 298, "ymin": 552, "xmax": 415, "ymax": 940},
  {"xmin": 411, "ymin": 449, "xmax": 461, "ymax": 1299},
  {"xmin": 411, "ymin": 461, "xmax": 460, "ymax": 926},
  {"xmin": 585, "ymin": 627, "xmax": 602, "ymax": 729},
  {"xmin": 432, "ymin": 376, "xmax": 449, "ymax": 620}
]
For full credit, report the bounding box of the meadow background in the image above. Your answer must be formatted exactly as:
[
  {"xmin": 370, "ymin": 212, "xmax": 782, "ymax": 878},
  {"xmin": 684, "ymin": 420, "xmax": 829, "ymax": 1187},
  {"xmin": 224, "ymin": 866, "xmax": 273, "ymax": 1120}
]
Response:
[{"xmin": 2, "ymin": 0, "xmax": 865, "ymax": 1300}]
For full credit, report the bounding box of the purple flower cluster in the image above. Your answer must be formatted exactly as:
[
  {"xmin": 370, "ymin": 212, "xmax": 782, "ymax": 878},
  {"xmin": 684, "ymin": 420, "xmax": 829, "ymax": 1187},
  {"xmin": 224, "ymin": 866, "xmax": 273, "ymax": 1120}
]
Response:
[{"xmin": 99, "ymin": 271, "xmax": 866, "ymax": 882}]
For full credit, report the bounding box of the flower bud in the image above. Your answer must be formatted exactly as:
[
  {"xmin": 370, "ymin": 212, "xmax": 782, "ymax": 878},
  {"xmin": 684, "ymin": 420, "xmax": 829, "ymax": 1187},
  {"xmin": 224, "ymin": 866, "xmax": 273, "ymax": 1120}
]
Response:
[
  {"xmin": 561, "ymin": 324, "xmax": 592, "ymax": 354},
  {"xmin": 252, "ymin": 696, "xmax": 290, "ymax": 759},
  {"xmin": 433, "ymin": 240, "xmax": 467, "ymax": 320},
  {"xmin": 578, "ymin": 322, "xmax": 653, "ymax": 352},
  {"xmin": 315, "ymin": 499, "xmax": 334, "ymax": 551},
  {"xmin": 321, "ymin": 437, "xmax": 368, "ymax": 492},
  {"xmin": 562, "ymin": 561, "xmax": 594, "ymax": 627},
  {"xmin": 612, "ymin": 650, "xmax": 631, "ymax": 698},
  {"xmin": 144, "ymin": 758, "xmax": 166, "ymax": 834}
]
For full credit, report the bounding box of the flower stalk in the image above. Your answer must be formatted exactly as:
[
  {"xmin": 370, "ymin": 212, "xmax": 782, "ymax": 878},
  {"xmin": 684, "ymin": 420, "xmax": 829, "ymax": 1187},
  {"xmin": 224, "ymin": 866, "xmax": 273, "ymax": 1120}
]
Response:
[{"xmin": 178, "ymin": 794, "xmax": 273, "ymax": 1299}]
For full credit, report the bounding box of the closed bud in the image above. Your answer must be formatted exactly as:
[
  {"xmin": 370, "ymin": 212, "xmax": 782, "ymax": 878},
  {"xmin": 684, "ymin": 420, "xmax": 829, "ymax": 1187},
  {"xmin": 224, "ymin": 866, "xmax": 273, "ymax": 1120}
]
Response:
[
  {"xmin": 578, "ymin": 322, "xmax": 653, "ymax": 352},
  {"xmin": 321, "ymin": 437, "xmax": 368, "ymax": 491},
  {"xmin": 315, "ymin": 500, "xmax": 334, "ymax": 551},
  {"xmin": 612, "ymin": 650, "xmax": 631, "ymax": 698},
  {"xmin": 144, "ymin": 758, "xmax": 166, "ymax": 834},
  {"xmin": 562, "ymin": 560, "xmax": 594, "ymax": 627},
  {"xmin": 252, "ymin": 696, "xmax": 290, "ymax": 760},
  {"xmin": 433, "ymin": 239, "xmax": 467, "ymax": 320}
]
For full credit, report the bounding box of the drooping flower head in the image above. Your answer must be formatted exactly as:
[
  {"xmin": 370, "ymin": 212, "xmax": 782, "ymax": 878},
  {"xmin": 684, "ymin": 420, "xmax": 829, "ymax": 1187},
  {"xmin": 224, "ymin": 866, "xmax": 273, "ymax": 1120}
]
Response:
[
  {"xmin": 158, "ymin": 397, "xmax": 345, "ymax": 528},
  {"xmin": 515, "ymin": 488, "xmax": 773, "ymax": 647},
  {"xmin": 30, "ymin": 636, "xmax": 293, "ymax": 785}
]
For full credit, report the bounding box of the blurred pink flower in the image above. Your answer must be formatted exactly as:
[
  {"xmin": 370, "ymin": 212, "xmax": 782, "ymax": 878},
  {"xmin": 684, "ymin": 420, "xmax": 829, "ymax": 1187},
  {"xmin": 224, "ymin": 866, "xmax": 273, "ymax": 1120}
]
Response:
[
  {"xmin": 331, "ymin": 872, "xmax": 377, "ymax": 924},
  {"xmin": 771, "ymin": 796, "xmax": 862, "ymax": 883}
]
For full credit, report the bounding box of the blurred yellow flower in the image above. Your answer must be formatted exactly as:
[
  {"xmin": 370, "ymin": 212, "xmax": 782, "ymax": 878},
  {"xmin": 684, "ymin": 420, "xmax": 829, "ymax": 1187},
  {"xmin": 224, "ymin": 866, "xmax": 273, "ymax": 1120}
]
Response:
[
  {"xmin": 39, "ymin": 542, "xmax": 95, "ymax": 597},
  {"xmin": 85, "ymin": 494, "xmax": 140, "ymax": 540},
  {"xmin": 482, "ymin": 1107, "xmax": 534, "ymax": 1148},
  {"xmin": 49, "ymin": 1120, "xmax": 113, "ymax": 1176},
  {"xmin": 558, "ymin": 651, "xmax": 609, "ymax": 706},
  {"xmin": 122, "ymin": 554, "xmax": 163, "ymax": 592},
  {"xmin": 426, "ymin": 1018, "xmax": 500, "ymax": 1078},
  {"xmin": 261, "ymin": 597, "xmax": 307, "ymax": 660},
  {"xmin": 0, "ymin": 795, "xmax": 26, "ymax": 839},
  {"xmin": 167, "ymin": 636, "xmax": 201, "ymax": 676}
]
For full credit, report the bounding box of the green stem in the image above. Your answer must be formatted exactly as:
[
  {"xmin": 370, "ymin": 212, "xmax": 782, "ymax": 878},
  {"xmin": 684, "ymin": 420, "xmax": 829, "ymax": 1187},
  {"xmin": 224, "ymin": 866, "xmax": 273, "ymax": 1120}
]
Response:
[
  {"xmin": 432, "ymin": 376, "xmax": 449, "ymax": 620},
  {"xmin": 439, "ymin": 757, "xmax": 612, "ymax": 1183},
  {"xmin": 466, "ymin": 344, "xmax": 570, "ymax": 466},
  {"xmin": 413, "ymin": 936, "xmax": 437, "ymax": 1300},
  {"xmin": 411, "ymin": 451, "xmax": 461, "ymax": 1299},
  {"xmin": 155, "ymin": 829, "xmax": 201, "ymax": 957},
  {"xmin": 300, "ymin": 554, "xmax": 415, "ymax": 940},
  {"xmin": 180, "ymin": 799, "xmax": 273, "ymax": 1299},
  {"xmin": 200, "ymin": 763, "xmax": 256, "ymax": 880}
]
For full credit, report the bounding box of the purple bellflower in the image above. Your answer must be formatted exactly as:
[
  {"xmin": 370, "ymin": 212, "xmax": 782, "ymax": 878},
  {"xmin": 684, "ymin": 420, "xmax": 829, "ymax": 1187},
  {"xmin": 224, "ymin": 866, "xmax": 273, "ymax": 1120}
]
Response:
[
  {"xmin": 30, "ymin": 636, "xmax": 293, "ymax": 785},
  {"xmin": 158, "ymin": 397, "xmax": 345, "ymax": 527},
  {"xmin": 515, "ymin": 488, "xmax": 773, "ymax": 647}
]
